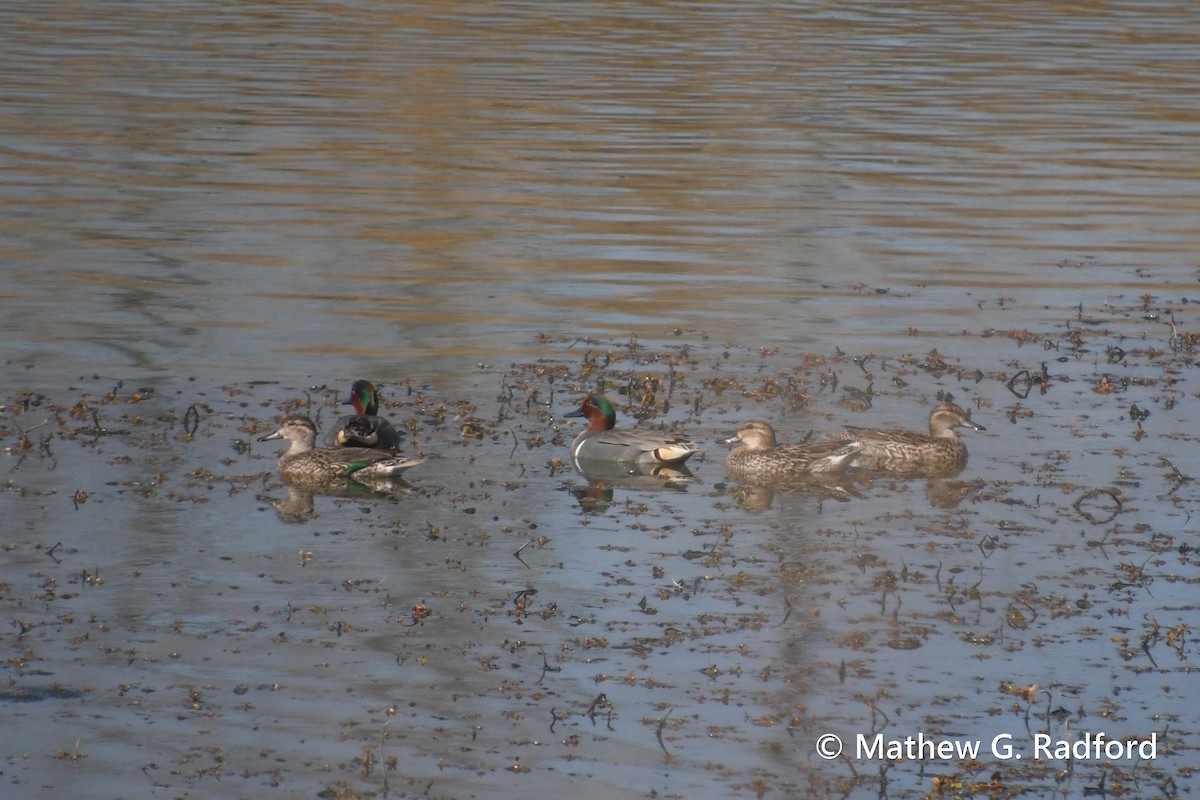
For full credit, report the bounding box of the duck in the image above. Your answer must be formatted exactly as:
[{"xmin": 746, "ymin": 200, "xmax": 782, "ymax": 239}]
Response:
[
  {"xmin": 330, "ymin": 379, "xmax": 402, "ymax": 450},
  {"xmin": 724, "ymin": 420, "xmax": 862, "ymax": 478},
  {"xmin": 260, "ymin": 415, "xmax": 421, "ymax": 484},
  {"xmin": 337, "ymin": 414, "xmax": 388, "ymax": 450},
  {"xmin": 564, "ymin": 395, "xmax": 700, "ymax": 468},
  {"xmin": 830, "ymin": 402, "xmax": 984, "ymax": 474}
]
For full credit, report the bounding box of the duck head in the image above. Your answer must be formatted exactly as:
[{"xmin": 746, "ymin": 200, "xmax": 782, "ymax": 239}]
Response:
[
  {"xmin": 929, "ymin": 403, "xmax": 985, "ymax": 436},
  {"xmin": 344, "ymin": 380, "xmax": 382, "ymax": 416},
  {"xmin": 724, "ymin": 420, "xmax": 779, "ymax": 450},
  {"xmin": 565, "ymin": 395, "xmax": 617, "ymax": 431},
  {"xmin": 258, "ymin": 415, "xmax": 318, "ymax": 449}
]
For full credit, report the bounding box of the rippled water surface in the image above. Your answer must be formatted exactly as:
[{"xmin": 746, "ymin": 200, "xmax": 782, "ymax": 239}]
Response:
[{"xmin": 2, "ymin": 2, "xmax": 1199, "ymax": 798}]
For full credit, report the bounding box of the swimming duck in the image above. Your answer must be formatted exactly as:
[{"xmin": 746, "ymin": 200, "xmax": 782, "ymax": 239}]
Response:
[
  {"xmin": 564, "ymin": 395, "xmax": 700, "ymax": 468},
  {"xmin": 260, "ymin": 415, "xmax": 421, "ymax": 484},
  {"xmin": 336, "ymin": 415, "xmax": 388, "ymax": 450},
  {"xmin": 831, "ymin": 402, "xmax": 984, "ymax": 473},
  {"xmin": 724, "ymin": 420, "xmax": 862, "ymax": 478},
  {"xmin": 330, "ymin": 379, "xmax": 402, "ymax": 450}
]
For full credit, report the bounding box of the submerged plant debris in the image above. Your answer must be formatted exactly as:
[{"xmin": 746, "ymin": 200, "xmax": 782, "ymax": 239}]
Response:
[{"xmin": 1, "ymin": 293, "xmax": 1197, "ymax": 799}]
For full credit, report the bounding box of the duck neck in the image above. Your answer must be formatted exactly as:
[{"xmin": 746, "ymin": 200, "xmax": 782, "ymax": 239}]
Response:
[{"xmin": 284, "ymin": 437, "xmax": 315, "ymax": 456}]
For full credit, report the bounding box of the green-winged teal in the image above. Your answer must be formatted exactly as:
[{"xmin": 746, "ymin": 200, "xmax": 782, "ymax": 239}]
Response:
[
  {"xmin": 330, "ymin": 379, "xmax": 401, "ymax": 450},
  {"xmin": 261, "ymin": 415, "xmax": 421, "ymax": 484},
  {"xmin": 564, "ymin": 395, "xmax": 700, "ymax": 468},
  {"xmin": 724, "ymin": 420, "xmax": 862, "ymax": 477},
  {"xmin": 832, "ymin": 402, "xmax": 984, "ymax": 473}
]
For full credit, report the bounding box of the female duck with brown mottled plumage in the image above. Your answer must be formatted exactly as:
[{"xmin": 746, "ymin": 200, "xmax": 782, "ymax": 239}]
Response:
[
  {"xmin": 724, "ymin": 420, "xmax": 862, "ymax": 478},
  {"xmin": 830, "ymin": 402, "xmax": 984, "ymax": 474}
]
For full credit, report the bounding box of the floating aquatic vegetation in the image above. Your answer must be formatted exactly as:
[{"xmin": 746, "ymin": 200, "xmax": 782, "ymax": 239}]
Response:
[{"xmin": 3, "ymin": 309, "xmax": 1199, "ymax": 798}]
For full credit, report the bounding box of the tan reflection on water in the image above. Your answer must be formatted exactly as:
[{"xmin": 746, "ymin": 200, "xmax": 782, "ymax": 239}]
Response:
[
  {"xmin": 2, "ymin": 1, "xmax": 1198, "ymax": 379},
  {"xmin": 3, "ymin": 5, "xmax": 1200, "ymax": 799}
]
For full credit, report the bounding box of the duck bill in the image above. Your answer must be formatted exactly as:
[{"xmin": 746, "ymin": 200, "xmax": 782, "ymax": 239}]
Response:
[
  {"xmin": 257, "ymin": 430, "xmax": 284, "ymax": 442},
  {"xmin": 563, "ymin": 408, "xmax": 585, "ymax": 419}
]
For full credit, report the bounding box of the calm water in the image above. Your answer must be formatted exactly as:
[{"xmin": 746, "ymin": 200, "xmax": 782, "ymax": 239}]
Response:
[{"xmin": 2, "ymin": 2, "xmax": 1198, "ymax": 798}]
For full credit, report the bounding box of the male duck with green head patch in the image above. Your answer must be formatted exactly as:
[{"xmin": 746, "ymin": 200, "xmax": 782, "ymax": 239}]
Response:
[
  {"xmin": 564, "ymin": 395, "xmax": 700, "ymax": 469},
  {"xmin": 331, "ymin": 379, "xmax": 402, "ymax": 451}
]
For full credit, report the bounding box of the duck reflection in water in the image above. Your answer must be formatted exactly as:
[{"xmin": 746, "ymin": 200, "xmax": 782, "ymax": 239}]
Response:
[
  {"xmin": 262, "ymin": 476, "xmax": 418, "ymax": 523},
  {"xmin": 728, "ymin": 475, "xmax": 868, "ymax": 514},
  {"xmin": 720, "ymin": 420, "xmax": 866, "ymax": 513},
  {"xmin": 258, "ymin": 414, "xmax": 421, "ymax": 521},
  {"xmin": 923, "ymin": 476, "xmax": 983, "ymax": 509},
  {"xmin": 568, "ymin": 460, "xmax": 694, "ymax": 515},
  {"xmin": 725, "ymin": 465, "xmax": 980, "ymax": 513},
  {"xmin": 721, "ymin": 413, "xmax": 985, "ymax": 511},
  {"xmin": 830, "ymin": 402, "xmax": 987, "ymax": 509}
]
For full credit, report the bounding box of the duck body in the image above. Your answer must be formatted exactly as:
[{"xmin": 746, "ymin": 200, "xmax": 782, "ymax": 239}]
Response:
[
  {"xmin": 833, "ymin": 402, "xmax": 984, "ymax": 474},
  {"xmin": 261, "ymin": 415, "xmax": 421, "ymax": 485},
  {"xmin": 725, "ymin": 420, "xmax": 861, "ymax": 478},
  {"xmin": 335, "ymin": 413, "xmax": 402, "ymax": 450},
  {"xmin": 329, "ymin": 380, "xmax": 402, "ymax": 450},
  {"xmin": 565, "ymin": 395, "xmax": 700, "ymax": 468}
]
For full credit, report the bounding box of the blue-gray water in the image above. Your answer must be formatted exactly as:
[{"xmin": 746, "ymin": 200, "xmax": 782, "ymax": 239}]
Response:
[{"xmin": 2, "ymin": 2, "xmax": 1198, "ymax": 798}]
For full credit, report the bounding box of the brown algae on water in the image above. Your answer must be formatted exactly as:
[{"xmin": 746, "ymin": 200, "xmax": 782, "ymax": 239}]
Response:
[{"xmin": 1, "ymin": 295, "xmax": 1199, "ymax": 797}]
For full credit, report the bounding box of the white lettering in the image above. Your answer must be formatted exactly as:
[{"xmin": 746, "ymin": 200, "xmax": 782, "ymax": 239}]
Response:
[
  {"xmin": 857, "ymin": 733, "xmax": 884, "ymax": 760},
  {"xmin": 1032, "ymin": 732, "xmax": 1158, "ymax": 760},
  {"xmin": 991, "ymin": 733, "xmax": 1013, "ymax": 759},
  {"xmin": 856, "ymin": 733, "xmax": 981, "ymax": 761},
  {"xmin": 1075, "ymin": 732, "xmax": 1105, "ymax": 759},
  {"xmin": 1033, "ymin": 734, "xmax": 1051, "ymax": 759},
  {"xmin": 955, "ymin": 738, "xmax": 981, "ymax": 759}
]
